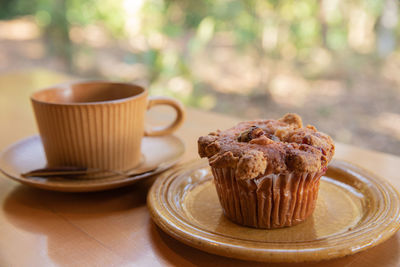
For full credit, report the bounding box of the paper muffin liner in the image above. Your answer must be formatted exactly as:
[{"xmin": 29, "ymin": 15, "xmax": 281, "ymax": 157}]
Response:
[{"xmin": 211, "ymin": 167, "xmax": 326, "ymax": 229}]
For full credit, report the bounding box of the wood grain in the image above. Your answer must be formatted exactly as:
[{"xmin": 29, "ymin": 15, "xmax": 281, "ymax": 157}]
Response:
[{"xmin": 0, "ymin": 69, "xmax": 399, "ymax": 266}]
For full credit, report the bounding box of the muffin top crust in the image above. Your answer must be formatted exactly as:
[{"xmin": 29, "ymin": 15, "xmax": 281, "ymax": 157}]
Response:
[{"xmin": 198, "ymin": 113, "xmax": 335, "ymax": 179}]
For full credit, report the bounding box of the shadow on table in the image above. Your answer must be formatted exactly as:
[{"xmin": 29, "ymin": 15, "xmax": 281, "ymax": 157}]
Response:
[
  {"xmin": 2, "ymin": 176, "xmax": 157, "ymax": 265},
  {"xmin": 149, "ymin": 222, "xmax": 400, "ymax": 267}
]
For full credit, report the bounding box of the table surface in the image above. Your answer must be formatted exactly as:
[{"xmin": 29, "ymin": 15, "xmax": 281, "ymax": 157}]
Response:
[{"xmin": 0, "ymin": 69, "xmax": 399, "ymax": 267}]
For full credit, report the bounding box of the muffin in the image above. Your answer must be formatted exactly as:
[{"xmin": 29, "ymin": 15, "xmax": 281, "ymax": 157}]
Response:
[{"xmin": 198, "ymin": 113, "xmax": 335, "ymax": 229}]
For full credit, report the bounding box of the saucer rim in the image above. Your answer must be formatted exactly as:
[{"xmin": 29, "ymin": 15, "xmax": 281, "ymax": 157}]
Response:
[{"xmin": 0, "ymin": 135, "xmax": 185, "ymax": 192}]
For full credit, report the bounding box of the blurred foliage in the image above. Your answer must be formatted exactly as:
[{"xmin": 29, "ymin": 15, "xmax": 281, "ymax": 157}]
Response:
[{"xmin": 0, "ymin": 0, "xmax": 397, "ymax": 109}]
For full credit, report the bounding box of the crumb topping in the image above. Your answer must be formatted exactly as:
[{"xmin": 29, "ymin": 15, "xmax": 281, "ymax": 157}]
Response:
[{"xmin": 198, "ymin": 113, "xmax": 335, "ymax": 179}]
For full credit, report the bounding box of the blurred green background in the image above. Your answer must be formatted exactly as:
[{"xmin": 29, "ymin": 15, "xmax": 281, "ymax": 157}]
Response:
[{"xmin": 0, "ymin": 0, "xmax": 400, "ymax": 155}]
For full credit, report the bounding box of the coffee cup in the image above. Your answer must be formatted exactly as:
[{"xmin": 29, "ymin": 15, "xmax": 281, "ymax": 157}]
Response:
[{"xmin": 31, "ymin": 81, "xmax": 185, "ymax": 174}]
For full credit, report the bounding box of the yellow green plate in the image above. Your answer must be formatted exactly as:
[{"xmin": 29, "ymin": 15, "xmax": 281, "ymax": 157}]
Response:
[{"xmin": 147, "ymin": 160, "xmax": 400, "ymax": 262}]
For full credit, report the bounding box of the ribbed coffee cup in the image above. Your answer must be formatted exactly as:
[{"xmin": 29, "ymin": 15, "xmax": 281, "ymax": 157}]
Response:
[{"xmin": 31, "ymin": 81, "xmax": 185, "ymax": 177}]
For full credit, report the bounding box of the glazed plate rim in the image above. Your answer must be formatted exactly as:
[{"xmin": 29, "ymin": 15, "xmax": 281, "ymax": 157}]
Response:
[{"xmin": 147, "ymin": 159, "xmax": 400, "ymax": 262}]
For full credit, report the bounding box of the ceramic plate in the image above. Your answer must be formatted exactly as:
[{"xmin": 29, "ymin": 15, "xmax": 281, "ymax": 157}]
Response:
[
  {"xmin": 148, "ymin": 159, "xmax": 400, "ymax": 262},
  {"xmin": 0, "ymin": 135, "xmax": 184, "ymax": 192}
]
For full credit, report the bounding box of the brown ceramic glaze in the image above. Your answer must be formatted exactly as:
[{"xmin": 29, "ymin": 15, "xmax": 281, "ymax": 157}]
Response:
[
  {"xmin": 31, "ymin": 81, "xmax": 185, "ymax": 174},
  {"xmin": 0, "ymin": 135, "xmax": 185, "ymax": 192}
]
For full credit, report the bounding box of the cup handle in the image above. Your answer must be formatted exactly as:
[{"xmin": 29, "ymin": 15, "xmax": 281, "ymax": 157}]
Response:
[{"xmin": 144, "ymin": 96, "xmax": 185, "ymax": 136}]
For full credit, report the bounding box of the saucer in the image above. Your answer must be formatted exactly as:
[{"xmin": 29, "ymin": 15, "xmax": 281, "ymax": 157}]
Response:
[
  {"xmin": 148, "ymin": 159, "xmax": 400, "ymax": 262},
  {"xmin": 0, "ymin": 135, "xmax": 185, "ymax": 192}
]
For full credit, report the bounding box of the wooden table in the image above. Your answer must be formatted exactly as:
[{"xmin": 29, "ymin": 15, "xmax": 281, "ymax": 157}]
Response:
[{"xmin": 0, "ymin": 69, "xmax": 399, "ymax": 266}]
